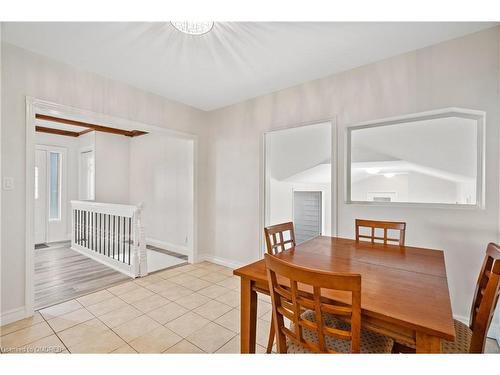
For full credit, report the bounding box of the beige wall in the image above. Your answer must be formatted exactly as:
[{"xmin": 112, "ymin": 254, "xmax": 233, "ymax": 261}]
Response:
[
  {"xmin": 205, "ymin": 27, "xmax": 500, "ymax": 331},
  {"xmin": 0, "ymin": 42, "xmax": 209, "ymax": 317}
]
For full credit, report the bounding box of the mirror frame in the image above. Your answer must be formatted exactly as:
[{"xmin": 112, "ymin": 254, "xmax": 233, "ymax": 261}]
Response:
[{"xmin": 345, "ymin": 107, "xmax": 485, "ymax": 209}]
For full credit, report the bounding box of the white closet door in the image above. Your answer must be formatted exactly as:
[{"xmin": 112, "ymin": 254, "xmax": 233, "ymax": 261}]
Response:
[
  {"xmin": 79, "ymin": 150, "xmax": 95, "ymax": 200},
  {"xmin": 293, "ymin": 191, "xmax": 322, "ymax": 244}
]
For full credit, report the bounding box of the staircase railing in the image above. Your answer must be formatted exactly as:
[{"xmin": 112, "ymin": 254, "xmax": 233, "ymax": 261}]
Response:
[{"xmin": 70, "ymin": 200, "xmax": 147, "ymax": 278}]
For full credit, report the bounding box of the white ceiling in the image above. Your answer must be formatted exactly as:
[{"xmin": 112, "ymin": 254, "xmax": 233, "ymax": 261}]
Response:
[{"xmin": 2, "ymin": 22, "xmax": 496, "ymax": 111}]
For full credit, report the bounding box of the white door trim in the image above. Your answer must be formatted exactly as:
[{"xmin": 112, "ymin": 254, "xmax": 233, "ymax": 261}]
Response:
[
  {"xmin": 260, "ymin": 118, "xmax": 338, "ymax": 259},
  {"xmin": 25, "ymin": 97, "xmax": 199, "ymax": 318},
  {"xmin": 34, "ymin": 147, "xmax": 48, "ymax": 244}
]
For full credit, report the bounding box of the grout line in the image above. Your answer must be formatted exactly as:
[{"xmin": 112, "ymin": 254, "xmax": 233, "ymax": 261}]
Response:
[
  {"xmin": 39, "ymin": 311, "xmax": 71, "ymax": 354},
  {"xmin": 7, "ymin": 261, "xmax": 238, "ymax": 354}
]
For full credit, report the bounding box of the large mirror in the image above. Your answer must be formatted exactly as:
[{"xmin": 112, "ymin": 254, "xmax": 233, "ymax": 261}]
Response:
[{"xmin": 346, "ymin": 108, "xmax": 485, "ymax": 207}]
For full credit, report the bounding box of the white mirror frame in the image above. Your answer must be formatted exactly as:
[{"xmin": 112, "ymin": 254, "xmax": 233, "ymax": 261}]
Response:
[{"xmin": 345, "ymin": 107, "xmax": 485, "ymax": 209}]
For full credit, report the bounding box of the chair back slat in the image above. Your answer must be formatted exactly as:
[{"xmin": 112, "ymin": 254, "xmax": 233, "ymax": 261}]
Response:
[
  {"xmin": 355, "ymin": 219, "xmax": 406, "ymax": 246},
  {"xmin": 469, "ymin": 242, "xmax": 500, "ymax": 353},
  {"xmin": 264, "ymin": 222, "xmax": 296, "ymax": 254},
  {"xmin": 265, "ymin": 253, "xmax": 362, "ymax": 353}
]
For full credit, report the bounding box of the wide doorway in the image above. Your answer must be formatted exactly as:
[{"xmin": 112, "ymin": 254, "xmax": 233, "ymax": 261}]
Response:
[{"xmin": 28, "ymin": 101, "xmax": 196, "ymax": 311}]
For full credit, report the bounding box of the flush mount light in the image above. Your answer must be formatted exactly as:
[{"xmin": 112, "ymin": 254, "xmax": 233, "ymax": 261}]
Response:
[
  {"xmin": 170, "ymin": 21, "xmax": 214, "ymax": 35},
  {"xmin": 365, "ymin": 168, "xmax": 380, "ymax": 175}
]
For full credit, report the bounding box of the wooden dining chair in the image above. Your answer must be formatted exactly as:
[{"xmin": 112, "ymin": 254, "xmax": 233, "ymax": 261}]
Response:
[
  {"xmin": 264, "ymin": 222, "xmax": 296, "ymax": 255},
  {"xmin": 394, "ymin": 242, "xmax": 500, "ymax": 353},
  {"xmin": 355, "ymin": 219, "xmax": 406, "ymax": 246},
  {"xmin": 263, "ymin": 222, "xmax": 296, "ymax": 353},
  {"xmin": 264, "ymin": 253, "xmax": 393, "ymax": 353}
]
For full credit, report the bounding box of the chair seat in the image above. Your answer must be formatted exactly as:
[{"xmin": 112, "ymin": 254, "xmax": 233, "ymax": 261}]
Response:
[
  {"xmin": 287, "ymin": 310, "xmax": 393, "ymax": 354},
  {"xmin": 442, "ymin": 320, "xmax": 472, "ymax": 353},
  {"xmin": 394, "ymin": 319, "xmax": 472, "ymax": 353}
]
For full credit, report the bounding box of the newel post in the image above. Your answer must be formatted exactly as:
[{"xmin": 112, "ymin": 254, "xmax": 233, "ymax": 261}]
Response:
[
  {"xmin": 71, "ymin": 203, "xmax": 75, "ymax": 249},
  {"xmin": 134, "ymin": 203, "xmax": 148, "ymax": 277}
]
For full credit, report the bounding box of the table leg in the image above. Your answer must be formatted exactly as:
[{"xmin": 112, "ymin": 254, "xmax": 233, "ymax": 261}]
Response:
[
  {"xmin": 416, "ymin": 332, "xmax": 441, "ymax": 353},
  {"xmin": 240, "ymin": 277, "xmax": 257, "ymax": 353}
]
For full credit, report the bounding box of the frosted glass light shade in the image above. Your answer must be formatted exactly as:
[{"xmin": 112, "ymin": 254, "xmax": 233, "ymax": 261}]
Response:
[{"xmin": 171, "ymin": 22, "xmax": 214, "ymax": 35}]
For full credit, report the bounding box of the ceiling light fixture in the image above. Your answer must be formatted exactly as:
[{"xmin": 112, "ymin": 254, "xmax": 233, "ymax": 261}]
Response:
[
  {"xmin": 384, "ymin": 173, "xmax": 396, "ymax": 178},
  {"xmin": 366, "ymin": 168, "xmax": 380, "ymax": 175},
  {"xmin": 170, "ymin": 21, "xmax": 214, "ymax": 36}
]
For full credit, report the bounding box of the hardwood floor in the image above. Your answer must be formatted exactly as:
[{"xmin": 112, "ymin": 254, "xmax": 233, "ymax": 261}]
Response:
[{"xmin": 34, "ymin": 242, "xmax": 130, "ymax": 310}]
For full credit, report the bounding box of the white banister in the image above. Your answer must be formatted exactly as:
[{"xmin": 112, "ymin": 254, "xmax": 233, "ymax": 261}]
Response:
[{"xmin": 70, "ymin": 200, "xmax": 148, "ymax": 278}]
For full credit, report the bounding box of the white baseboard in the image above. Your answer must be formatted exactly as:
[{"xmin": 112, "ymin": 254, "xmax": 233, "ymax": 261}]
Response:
[
  {"xmin": 0, "ymin": 306, "xmax": 31, "ymax": 326},
  {"xmin": 196, "ymin": 253, "xmax": 245, "ymax": 269},
  {"xmin": 454, "ymin": 314, "xmax": 499, "ymax": 344},
  {"xmin": 146, "ymin": 238, "xmax": 192, "ymax": 258}
]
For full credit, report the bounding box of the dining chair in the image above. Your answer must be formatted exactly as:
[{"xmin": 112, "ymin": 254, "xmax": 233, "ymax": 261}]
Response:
[
  {"xmin": 264, "ymin": 253, "xmax": 393, "ymax": 353},
  {"xmin": 394, "ymin": 242, "xmax": 500, "ymax": 353},
  {"xmin": 355, "ymin": 219, "xmax": 406, "ymax": 246},
  {"xmin": 264, "ymin": 222, "xmax": 296, "ymax": 255},
  {"xmin": 263, "ymin": 222, "xmax": 296, "ymax": 353}
]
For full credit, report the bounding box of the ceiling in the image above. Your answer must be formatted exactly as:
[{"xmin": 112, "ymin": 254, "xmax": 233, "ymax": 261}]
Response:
[{"xmin": 2, "ymin": 22, "xmax": 496, "ymax": 111}]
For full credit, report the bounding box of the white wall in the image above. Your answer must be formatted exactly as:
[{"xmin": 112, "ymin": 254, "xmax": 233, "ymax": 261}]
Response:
[
  {"xmin": 35, "ymin": 132, "xmax": 79, "ymax": 241},
  {"xmin": 205, "ymin": 27, "xmax": 500, "ymax": 337},
  {"xmin": 1, "ymin": 42, "xmax": 208, "ymax": 322},
  {"xmin": 94, "ymin": 132, "xmax": 130, "ymax": 204},
  {"xmin": 129, "ymin": 133, "xmax": 194, "ymax": 257}
]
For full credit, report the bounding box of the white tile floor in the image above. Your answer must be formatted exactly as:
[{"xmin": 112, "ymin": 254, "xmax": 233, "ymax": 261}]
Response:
[{"xmin": 1, "ymin": 261, "xmax": 499, "ymax": 354}]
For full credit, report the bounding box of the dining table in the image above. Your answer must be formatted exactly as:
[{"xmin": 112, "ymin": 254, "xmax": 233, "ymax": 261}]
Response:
[{"xmin": 233, "ymin": 236, "xmax": 456, "ymax": 353}]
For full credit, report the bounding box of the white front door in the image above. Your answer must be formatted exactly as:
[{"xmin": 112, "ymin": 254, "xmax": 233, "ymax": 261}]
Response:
[
  {"xmin": 35, "ymin": 145, "xmax": 68, "ymax": 243},
  {"xmin": 34, "ymin": 149, "xmax": 47, "ymax": 244}
]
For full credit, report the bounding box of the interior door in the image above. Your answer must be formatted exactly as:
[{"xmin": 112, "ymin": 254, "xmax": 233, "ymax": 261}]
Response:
[
  {"xmin": 34, "ymin": 149, "xmax": 47, "ymax": 244},
  {"xmin": 293, "ymin": 191, "xmax": 322, "ymax": 244},
  {"xmin": 79, "ymin": 150, "xmax": 95, "ymax": 200}
]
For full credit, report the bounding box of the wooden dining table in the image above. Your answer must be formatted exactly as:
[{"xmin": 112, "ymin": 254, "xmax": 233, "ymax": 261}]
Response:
[{"xmin": 233, "ymin": 236, "xmax": 456, "ymax": 353}]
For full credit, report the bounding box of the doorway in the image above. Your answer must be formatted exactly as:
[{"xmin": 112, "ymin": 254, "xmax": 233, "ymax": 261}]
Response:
[
  {"xmin": 25, "ymin": 98, "xmax": 199, "ymax": 316},
  {"xmin": 263, "ymin": 120, "xmax": 336, "ymax": 255}
]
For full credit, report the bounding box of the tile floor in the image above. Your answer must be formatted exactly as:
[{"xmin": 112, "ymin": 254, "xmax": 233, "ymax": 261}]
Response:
[
  {"xmin": 1, "ymin": 261, "xmax": 271, "ymax": 354},
  {"xmin": 1, "ymin": 261, "xmax": 499, "ymax": 354}
]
